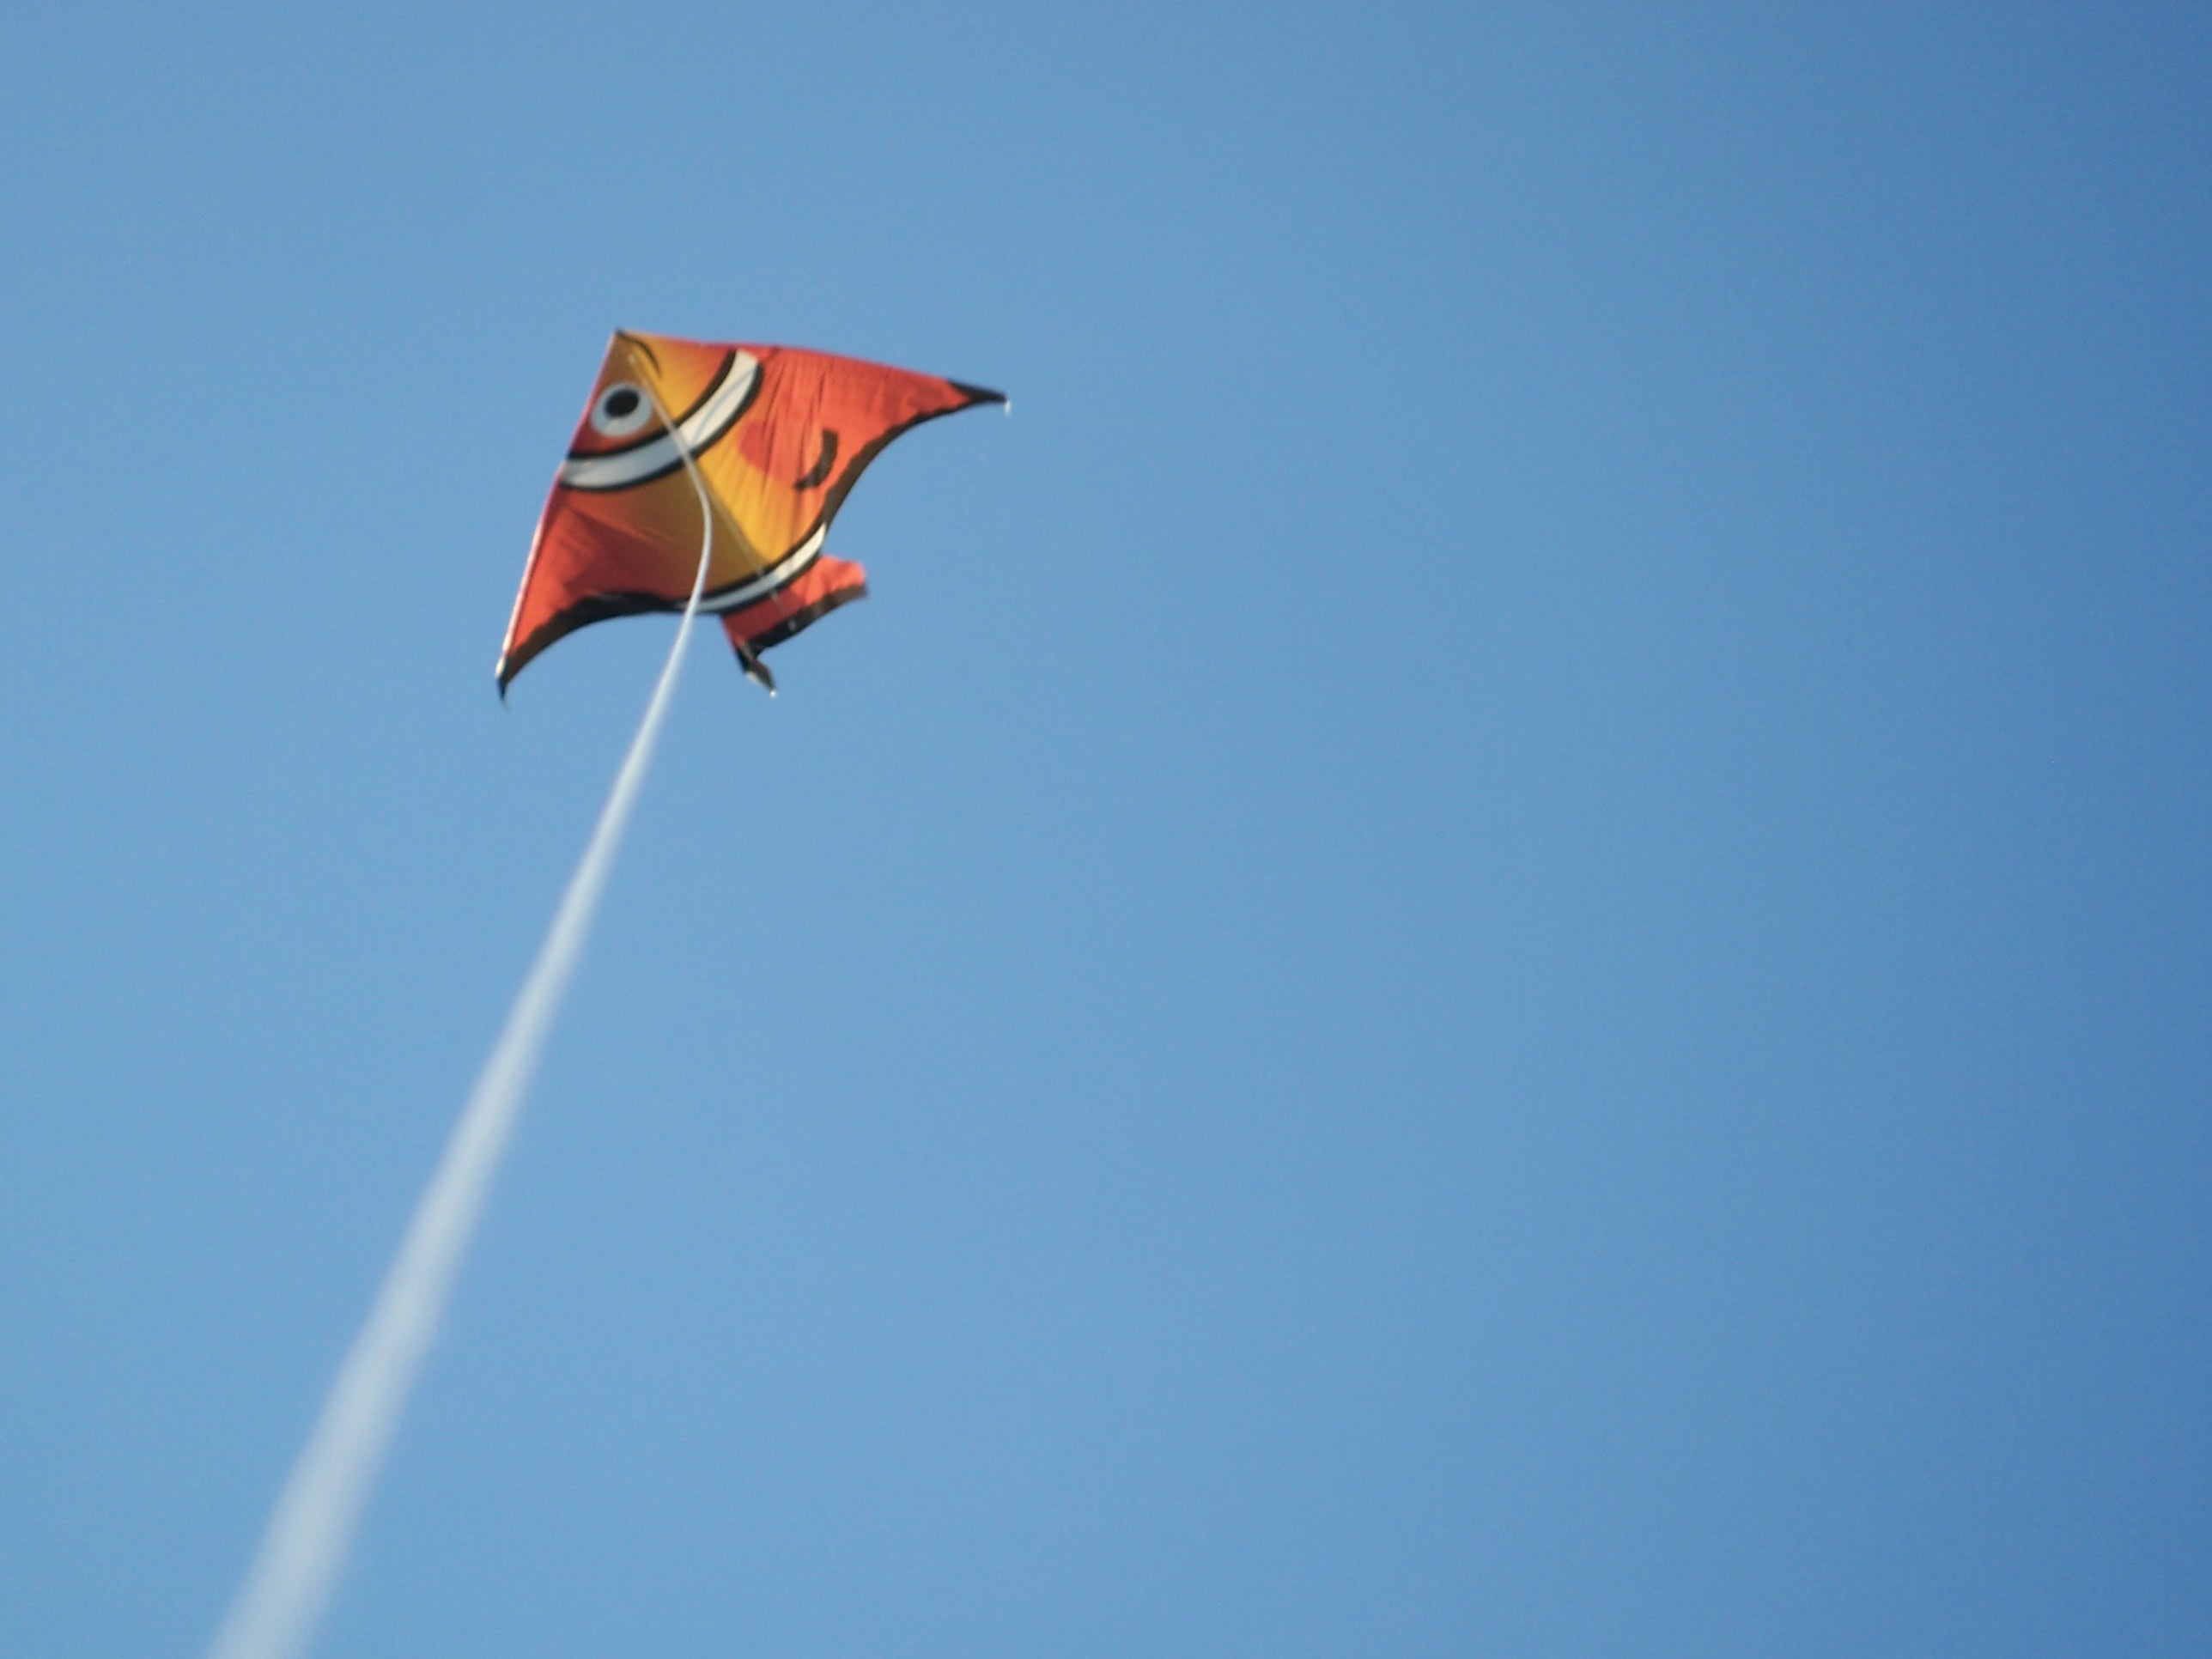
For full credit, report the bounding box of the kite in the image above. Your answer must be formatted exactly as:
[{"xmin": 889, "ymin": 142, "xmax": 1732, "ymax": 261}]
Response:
[
  {"xmin": 498, "ymin": 330, "xmax": 1005, "ymax": 693},
  {"xmin": 206, "ymin": 331, "xmax": 1000, "ymax": 1659}
]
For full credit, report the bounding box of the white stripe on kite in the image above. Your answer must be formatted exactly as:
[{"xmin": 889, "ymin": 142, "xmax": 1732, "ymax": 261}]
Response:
[
  {"xmin": 702, "ymin": 521, "xmax": 828, "ymax": 613},
  {"xmin": 556, "ymin": 349, "xmax": 760, "ymax": 490}
]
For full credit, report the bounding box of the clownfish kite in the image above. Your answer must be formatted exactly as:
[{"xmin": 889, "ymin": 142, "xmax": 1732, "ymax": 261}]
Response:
[
  {"xmin": 205, "ymin": 331, "xmax": 1001, "ymax": 1659},
  {"xmin": 497, "ymin": 329, "xmax": 1005, "ymax": 693}
]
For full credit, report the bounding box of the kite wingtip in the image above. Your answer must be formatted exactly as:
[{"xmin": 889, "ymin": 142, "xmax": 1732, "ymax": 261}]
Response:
[
  {"xmin": 738, "ymin": 650, "xmax": 778, "ymax": 696},
  {"xmin": 951, "ymin": 379, "xmax": 1007, "ymax": 410}
]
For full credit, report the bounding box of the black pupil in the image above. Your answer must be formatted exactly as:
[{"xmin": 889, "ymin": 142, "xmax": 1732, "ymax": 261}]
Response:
[{"xmin": 605, "ymin": 388, "xmax": 640, "ymax": 419}]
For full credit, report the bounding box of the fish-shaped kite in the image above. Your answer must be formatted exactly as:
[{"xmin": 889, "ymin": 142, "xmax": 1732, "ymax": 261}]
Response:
[{"xmin": 498, "ymin": 330, "xmax": 1003, "ymax": 693}]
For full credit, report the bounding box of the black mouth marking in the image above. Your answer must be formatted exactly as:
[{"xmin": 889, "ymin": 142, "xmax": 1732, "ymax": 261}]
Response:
[{"xmin": 795, "ymin": 428, "xmax": 839, "ymax": 490}]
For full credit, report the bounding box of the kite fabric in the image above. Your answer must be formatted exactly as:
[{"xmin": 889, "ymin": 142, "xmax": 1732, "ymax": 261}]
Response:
[{"xmin": 498, "ymin": 330, "xmax": 1005, "ymax": 692}]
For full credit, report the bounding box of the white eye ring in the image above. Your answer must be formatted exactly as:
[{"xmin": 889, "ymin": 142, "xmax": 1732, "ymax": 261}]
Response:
[{"xmin": 589, "ymin": 380, "xmax": 656, "ymax": 438}]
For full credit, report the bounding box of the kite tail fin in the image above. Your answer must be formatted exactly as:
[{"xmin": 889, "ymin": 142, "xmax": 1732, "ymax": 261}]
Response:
[
  {"xmin": 728, "ymin": 634, "xmax": 777, "ymax": 694},
  {"xmin": 719, "ymin": 553, "xmax": 869, "ymax": 691}
]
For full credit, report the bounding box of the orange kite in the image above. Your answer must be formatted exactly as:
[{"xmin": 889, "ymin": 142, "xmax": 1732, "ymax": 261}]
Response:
[{"xmin": 498, "ymin": 330, "xmax": 1002, "ymax": 693}]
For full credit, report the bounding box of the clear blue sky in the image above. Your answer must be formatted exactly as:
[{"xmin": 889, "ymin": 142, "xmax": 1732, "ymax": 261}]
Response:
[{"xmin": 3, "ymin": 4, "xmax": 2207, "ymax": 1655}]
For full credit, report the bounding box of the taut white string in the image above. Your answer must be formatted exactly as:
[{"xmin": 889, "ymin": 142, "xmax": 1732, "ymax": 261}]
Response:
[{"xmin": 206, "ymin": 352, "xmax": 719, "ymax": 1659}]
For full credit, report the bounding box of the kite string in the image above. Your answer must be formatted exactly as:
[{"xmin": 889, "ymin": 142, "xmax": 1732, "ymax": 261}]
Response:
[{"xmin": 204, "ymin": 368, "xmax": 716, "ymax": 1659}]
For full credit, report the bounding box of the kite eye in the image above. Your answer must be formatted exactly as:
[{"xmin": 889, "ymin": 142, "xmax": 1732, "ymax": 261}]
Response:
[{"xmin": 589, "ymin": 382, "xmax": 654, "ymax": 439}]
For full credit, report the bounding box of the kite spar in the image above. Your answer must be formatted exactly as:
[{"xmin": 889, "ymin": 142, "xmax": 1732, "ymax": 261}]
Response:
[{"xmin": 207, "ymin": 333, "xmax": 1001, "ymax": 1659}]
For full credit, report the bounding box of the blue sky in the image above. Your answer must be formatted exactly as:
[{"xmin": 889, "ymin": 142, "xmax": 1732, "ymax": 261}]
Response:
[{"xmin": 2, "ymin": 3, "xmax": 2208, "ymax": 1655}]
